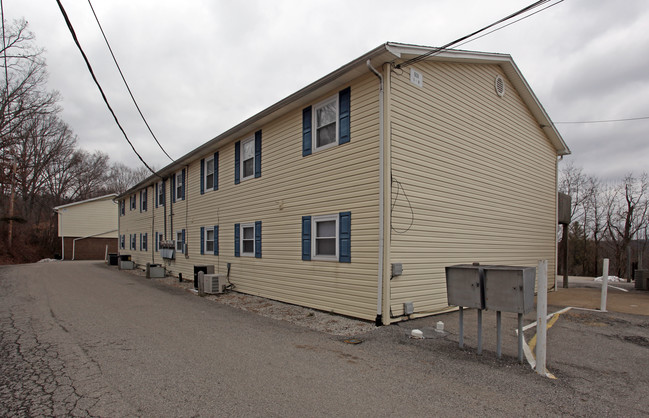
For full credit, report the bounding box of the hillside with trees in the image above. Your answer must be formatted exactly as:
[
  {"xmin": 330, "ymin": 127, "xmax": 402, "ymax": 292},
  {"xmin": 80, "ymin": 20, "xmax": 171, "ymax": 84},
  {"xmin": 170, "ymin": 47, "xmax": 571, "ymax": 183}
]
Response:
[{"xmin": 0, "ymin": 19, "xmax": 148, "ymax": 264}]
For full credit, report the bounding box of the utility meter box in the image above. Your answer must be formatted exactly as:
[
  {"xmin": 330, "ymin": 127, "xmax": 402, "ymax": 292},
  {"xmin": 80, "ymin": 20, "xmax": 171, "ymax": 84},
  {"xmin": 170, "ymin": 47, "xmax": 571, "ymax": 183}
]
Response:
[
  {"xmin": 483, "ymin": 266, "xmax": 536, "ymax": 313},
  {"xmin": 445, "ymin": 264, "xmax": 485, "ymax": 309}
]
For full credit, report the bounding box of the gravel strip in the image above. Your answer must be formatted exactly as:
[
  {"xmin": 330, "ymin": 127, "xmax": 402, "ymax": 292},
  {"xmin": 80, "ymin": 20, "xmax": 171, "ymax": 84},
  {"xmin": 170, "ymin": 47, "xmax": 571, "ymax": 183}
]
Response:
[{"xmin": 122, "ymin": 267, "xmax": 377, "ymax": 337}]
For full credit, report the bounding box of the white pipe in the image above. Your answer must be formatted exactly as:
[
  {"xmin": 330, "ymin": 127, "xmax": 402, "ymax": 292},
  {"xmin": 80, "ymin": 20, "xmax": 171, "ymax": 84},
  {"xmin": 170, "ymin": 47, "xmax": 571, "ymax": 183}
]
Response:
[
  {"xmin": 367, "ymin": 59, "xmax": 385, "ymax": 325},
  {"xmin": 600, "ymin": 258, "xmax": 609, "ymax": 311},
  {"xmin": 72, "ymin": 229, "xmax": 118, "ymax": 260},
  {"xmin": 536, "ymin": 259, "xmax": 548, "ymax": 376}
]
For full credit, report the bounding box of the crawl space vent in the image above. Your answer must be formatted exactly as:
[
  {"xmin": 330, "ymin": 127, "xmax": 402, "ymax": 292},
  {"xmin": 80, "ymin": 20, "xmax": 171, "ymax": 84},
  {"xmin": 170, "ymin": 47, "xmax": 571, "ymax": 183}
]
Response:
[{"xmin": 495, "ymin": 75, "xmax": 506, "ymax": 97}]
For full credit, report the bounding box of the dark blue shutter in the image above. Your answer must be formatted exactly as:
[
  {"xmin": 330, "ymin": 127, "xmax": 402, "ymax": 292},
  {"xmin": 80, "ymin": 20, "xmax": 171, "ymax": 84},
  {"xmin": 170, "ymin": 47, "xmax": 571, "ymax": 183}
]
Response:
[
  {"xmin": 139, "ymin": 191, "xmax": 142, "ymax": 212},
  {"xmin": 139, "ymin": 233, "xmax": 142, "ymax": 251},
  {"xmin": 155, "ymin": 232, "xmax": 159, "ymax": 251},
  {"xmin": 181, "ymin": 169, "xmax": 186, "ymax": 200},
  {"xmin": 155, "ymin": 183, "xmax": 158, "ymax": 208},
  {"xmin": 200, "ymin": 159, "xmax": 205, "ymax": 195},
  {"xmin": 162, "ymin": 179, "xmax": 166, "ymax": 205},
  {"xmin": 302, "ymin": 106, "xmax": 312, "ymax": 156},
  {"xmin": 254, "ymin": 130, "xmax": 262, "ymax": 178},
  {"xmin": 339, "ymin": 87, "xmax": 351, "ymax": 145},
  {"xmin": 200, "ymin": 227, "xmax": 205, "ymax": 255},
  {"xmin": 181, "ymin": 229, "xmax": 186, "ymax": 254},
  {"xmin": 302, "ymin": 216, "xmax": 311, "ymax": 261},
  {"xmin": 213, "ymin": 225, "xmax": 219, "ymax": 255},
  {"xmin": 144, "ymin": 233, "xmax": 147, "ymax": 251},
  {"xmin": 171, "ymin": 175, "xmax": 176, "ymax": 203},
  {"xmin": 234, "ymin": 223, "xmax": 240, "ymax": 257},
  {"xmin": 234, "ymin": 141, "xmax": 240, "ymax": 184},
  {"xmin": 255, "ymin": 221, "xmax": 262, "ymax": 258},
  {"xmin": 213, "ymin": 152, "xmax": 219, "ymax": 191},
  {"xmin": 339, "ymin": 211, "xmax": 351, "ymax": 263}
]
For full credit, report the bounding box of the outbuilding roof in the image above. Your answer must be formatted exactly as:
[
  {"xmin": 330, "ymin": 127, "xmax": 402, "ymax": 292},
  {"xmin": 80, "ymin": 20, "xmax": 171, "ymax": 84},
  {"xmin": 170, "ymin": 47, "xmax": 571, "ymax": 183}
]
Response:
[{"xmin": 120, "ymin": 42, "xmax": 569, "ymax": 197}]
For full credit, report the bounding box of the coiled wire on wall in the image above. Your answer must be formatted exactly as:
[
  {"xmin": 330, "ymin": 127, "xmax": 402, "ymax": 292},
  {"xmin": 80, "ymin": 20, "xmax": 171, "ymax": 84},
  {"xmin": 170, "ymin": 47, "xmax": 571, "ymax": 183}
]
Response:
[{"xmin": 390, "ymin": 176, "xmax": 414, "ymax": 234}]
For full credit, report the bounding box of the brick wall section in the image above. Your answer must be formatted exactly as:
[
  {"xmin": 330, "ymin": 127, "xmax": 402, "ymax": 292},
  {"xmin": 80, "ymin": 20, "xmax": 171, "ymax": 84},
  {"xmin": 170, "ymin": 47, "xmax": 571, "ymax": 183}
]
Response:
[{"xmin": 62, "ymin": 237, "xmax": 118, "ymax": 260}]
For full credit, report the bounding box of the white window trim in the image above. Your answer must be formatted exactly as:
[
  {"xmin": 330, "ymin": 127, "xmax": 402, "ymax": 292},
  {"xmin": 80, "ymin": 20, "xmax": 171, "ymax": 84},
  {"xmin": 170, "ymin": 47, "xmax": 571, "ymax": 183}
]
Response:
[
  {"xmin": 130, "ymin": 234, "xmax": 136, "ymax": 250},
  {"xmin": 240, "ymin": 136, "xmax": 255, "ymax": 182},
  {"xmin": 130, "ymin": 195, "xmax": 136, "ymax": 210},
  {"xmin": 204, "ymin": 156, "xmax": 215, "ymax": 191},
  {"xmin": 175, "ymin": 171, "xmax": 184, "ymax": 201},
  {"xmin": 240, "ymin": 222, "xmax": 255, "ymax": 257},
  {"xmin": 141, "ymin": 189, "xmax": 147, "ymax": 212},
  {"xmin": 142, "ymin": 233, "xmax": 147, "ymax": 251},
  {"xmin": 312, "ymin": 95, "xmax": 339, "ymax": 153},
  {"xmin": 204, "ymin": 227, "xmax": 215, "ymax": 254},
  {"xmin": 312, "ymin": 214, "xmax": 339, "ymax": 261},
  {"xmin": 157, "ymin": 181, "xmax": 164, "ymax": 205},
  {"xmin": 175, "ymin": 230, "xmax": 184, "ymax": 252}
]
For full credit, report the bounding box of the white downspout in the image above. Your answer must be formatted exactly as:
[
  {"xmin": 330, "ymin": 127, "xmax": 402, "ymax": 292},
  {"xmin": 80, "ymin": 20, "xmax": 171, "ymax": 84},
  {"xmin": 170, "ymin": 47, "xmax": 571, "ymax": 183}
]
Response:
[{"xmin": 367, "ymin": 59, "xmax": 385, "ymax": 326}]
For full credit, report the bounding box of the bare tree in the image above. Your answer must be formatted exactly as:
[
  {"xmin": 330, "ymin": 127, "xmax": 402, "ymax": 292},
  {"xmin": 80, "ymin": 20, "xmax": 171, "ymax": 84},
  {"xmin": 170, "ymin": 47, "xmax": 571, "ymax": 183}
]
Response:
[
  {"xmin": 0, "ymin": 19, "xmax": 59, "ymax": 194},
  {"xmin": 606, "ymin": 173, "xmax": 649, "ymax": 278},
  {"xmin": 104, "ymin": 162, "xmax": 150, "ymax": 195}
]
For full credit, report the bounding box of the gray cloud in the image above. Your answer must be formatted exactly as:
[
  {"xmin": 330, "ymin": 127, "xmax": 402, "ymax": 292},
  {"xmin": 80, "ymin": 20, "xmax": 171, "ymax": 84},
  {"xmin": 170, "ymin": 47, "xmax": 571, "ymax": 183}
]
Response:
[{"xmin": 8, "ymin": 0, "xmax": 649, "ymax": 180}]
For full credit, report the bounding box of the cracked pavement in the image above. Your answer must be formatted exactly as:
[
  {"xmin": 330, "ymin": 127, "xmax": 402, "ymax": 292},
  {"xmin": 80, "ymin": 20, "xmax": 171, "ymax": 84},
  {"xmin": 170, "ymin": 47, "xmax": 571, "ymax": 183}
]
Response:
[{"xmin": 1, "ymin": 261, "xmax": 648, "ymax": 417}]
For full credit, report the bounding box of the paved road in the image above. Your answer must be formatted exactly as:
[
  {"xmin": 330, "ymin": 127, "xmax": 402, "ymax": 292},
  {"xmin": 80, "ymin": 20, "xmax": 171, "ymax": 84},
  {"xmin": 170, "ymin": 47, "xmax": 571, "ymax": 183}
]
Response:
[{"xmin": 1, "ymin": 261, "xmax": 647, "ymax": 417}]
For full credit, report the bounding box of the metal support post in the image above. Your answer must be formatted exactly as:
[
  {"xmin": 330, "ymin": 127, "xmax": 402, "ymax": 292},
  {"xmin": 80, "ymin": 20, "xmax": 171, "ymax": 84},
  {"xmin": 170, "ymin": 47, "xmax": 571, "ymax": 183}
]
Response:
[
  {"xmin": 477, "ymin": 309, "xmax": 483, "ymax": 355},
  {"xmin": 496, "ymin": 311, "xmax": 502, "ymax": 359},
  {"xmin": 517, "ymin": 313, "xmax": 523, "ymax": 363},
  {"xmin": 536, "ymin": 260, "xmax": 548, "ymax": 376},
  {"xmin": 458, "ymin": 306, "xmax": 464, "ymax": 349}
]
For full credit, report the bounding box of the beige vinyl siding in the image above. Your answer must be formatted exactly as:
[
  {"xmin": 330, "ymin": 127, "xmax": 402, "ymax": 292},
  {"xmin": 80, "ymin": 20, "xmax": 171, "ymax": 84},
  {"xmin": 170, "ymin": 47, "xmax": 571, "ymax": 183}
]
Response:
[
  {"xmin": 121, "ymin": 73, "xmax": 381, "ymax": 320},
  {"xmin": 388, "ymin": 62, "xmax": 557, "ymax": 319},
  {"xmin": 58, "ymin": 198, "xmax": 118, "ymax": 238}
]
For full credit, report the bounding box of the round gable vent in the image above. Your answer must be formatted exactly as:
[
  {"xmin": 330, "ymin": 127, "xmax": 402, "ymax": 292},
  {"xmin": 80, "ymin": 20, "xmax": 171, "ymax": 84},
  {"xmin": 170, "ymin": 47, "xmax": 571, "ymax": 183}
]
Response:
[{"xmin": 495, "ymin": 75, "xmax": 506, "ymax": 97}]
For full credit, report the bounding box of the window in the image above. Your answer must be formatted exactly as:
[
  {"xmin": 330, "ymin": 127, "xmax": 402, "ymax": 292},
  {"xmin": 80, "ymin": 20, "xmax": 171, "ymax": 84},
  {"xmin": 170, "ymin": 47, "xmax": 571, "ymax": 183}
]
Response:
[
  {"xmin": 313, "ymin": 215, "xmax": 338, "ymax": 259},
  {"xmin": 130, "ymin": 234, "xmax": 136, "ymax": 250},
  {"xmin": 205, "ymin": 228, "xmax": 214, "ymax": 253},
  {"xmin": 302, "ymin": 87, "xmax": 350, "ymax": 156},
  {"xmin": 156, "ymin": 181, "xmax": 165, "ymax": 207},
  {"xmin": 140, "ymin": 189, "xmax": 147, "ymax": 212},
  {"xmin": 302, "ymin": 212, "xmax": 351, "ymax": 262},
  {"xmin": 120, "ymin": 201, "xmax": 125, "ymax": 216},
  {"xmin": 235, "ymin": 221, "xmax": 261, "ymax": 258},
  {"xmin": 175, "ymin": 230, "xmax": 185, "ymax": 252},
  {"xmin": 120, "ymin": 235, "xmax": 125, "ymax": 249},
  {"xmin": 241, "ymin": 223, "xmax": 254, "ymax": 255},
  {"xmin": 156, "ymin": 232, "xmax": 163, "ymax": 252},
  {"xmin": 314, "ymin": 96, "xmax": 338, "ymax": 150},
  {"xmin": 175, "ymin": 172, "xmax": 183, "ymax": 201},
  {"xmin": 206, "ymin": 156, "xmax": 215, "ymax": 189},
  {"xmin": 234, "ymin": 131, "xmax": 261, "ymax": 184},
  {"xmin": 130, "ymin": 194, "xmax": 136, "ymax": 210},
  {"xmin": 200, "ymin": 226, "xmax": 219, "ymax": 255},
  {"xmin": 241, "ymin": 137, "xmax": 254, "ymax": 180},
  {"xmin": 142, "ymin": 233, "xmax": 148, "ymax": 251}
]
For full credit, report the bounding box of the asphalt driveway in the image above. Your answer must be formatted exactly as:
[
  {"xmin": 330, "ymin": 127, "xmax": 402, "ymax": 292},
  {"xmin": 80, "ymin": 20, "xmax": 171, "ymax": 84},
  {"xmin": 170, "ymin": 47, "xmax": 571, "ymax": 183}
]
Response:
[{"xmin": 1, "ymin": 261, "xmax": 647, "ymax": 417}]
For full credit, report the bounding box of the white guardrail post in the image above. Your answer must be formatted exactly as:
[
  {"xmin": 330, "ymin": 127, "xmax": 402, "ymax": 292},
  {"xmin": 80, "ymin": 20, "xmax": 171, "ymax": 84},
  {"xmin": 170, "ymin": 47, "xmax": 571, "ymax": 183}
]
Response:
[
  {"xmin": 600, "ymin": 258, "xmax": 609, "ymax": 312},
  {"xmin": 535, "ymin": 260, "xmax": 548, "ymax": 376}
]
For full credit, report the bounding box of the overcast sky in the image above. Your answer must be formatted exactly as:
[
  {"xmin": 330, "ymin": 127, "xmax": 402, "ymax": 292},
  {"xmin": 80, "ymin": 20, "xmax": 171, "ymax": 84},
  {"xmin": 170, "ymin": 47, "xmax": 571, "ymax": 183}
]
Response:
[{"xmin": 6, "ymin": 0, "xmax": 649, "ymax": 180}]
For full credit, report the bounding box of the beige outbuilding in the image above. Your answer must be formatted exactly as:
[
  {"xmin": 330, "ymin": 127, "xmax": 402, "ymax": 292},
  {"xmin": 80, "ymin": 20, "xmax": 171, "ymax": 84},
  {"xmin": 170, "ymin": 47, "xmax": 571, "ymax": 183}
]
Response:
[
  {"xmin": 117, "ymin": 43, "xmax": 569, "ymax": 324},
  {"xmin": 54, "ymin": 194, "xmax": 119, "ymax": 260}
]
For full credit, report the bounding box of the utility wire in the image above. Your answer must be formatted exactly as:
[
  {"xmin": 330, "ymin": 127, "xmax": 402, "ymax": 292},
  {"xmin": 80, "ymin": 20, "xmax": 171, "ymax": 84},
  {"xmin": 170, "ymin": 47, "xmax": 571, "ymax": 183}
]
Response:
[
  {"xmin": 397, "ymin": 0, "xmax": 556, "ymax": 69},
  {"xmin": 87, "ymin": 0, "xmax": 173, "ymax": 161},
  {"xmin": 554, "ymin": 116, "xmax": 649, "ymax": 124},
  {"xmin": 55, "ymin": 0, "xmax": 160, "ymax": 177},
  {"xmin": 455, "ymin": 1, "xmax": 564, "ymax": 49}
]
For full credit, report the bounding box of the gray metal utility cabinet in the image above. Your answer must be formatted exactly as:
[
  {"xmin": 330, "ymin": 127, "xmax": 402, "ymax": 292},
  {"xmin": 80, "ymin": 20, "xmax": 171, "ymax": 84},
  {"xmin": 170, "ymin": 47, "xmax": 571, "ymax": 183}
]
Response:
[
  {"xmin": 445, "ymin": 264, "xmax": 484, "ymax": 309},
  {"xmin": 483, "ymin": 266, "xmax": 536, "ymax": 314}
]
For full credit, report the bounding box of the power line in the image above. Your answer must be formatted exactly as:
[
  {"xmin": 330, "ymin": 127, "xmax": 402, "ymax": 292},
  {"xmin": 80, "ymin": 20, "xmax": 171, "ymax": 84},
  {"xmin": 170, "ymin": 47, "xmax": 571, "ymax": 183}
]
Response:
[
  {"xmin": 55, "ymin": 0, "xmax": 159, "ymax": 177},
  {"xmin": 87, "ymin": 0, "xmax": 173, "ymax": 161},
  {"xmin": 455, "ymin": 1, "xmax": 564, "ymax": 49},
  {"xmin": 554, "ymin": 116, "xmax": 649, "ymax": 125},
  {"xmin": 397, "ymin": 0, "xmax": 559, "ymax": 69}
]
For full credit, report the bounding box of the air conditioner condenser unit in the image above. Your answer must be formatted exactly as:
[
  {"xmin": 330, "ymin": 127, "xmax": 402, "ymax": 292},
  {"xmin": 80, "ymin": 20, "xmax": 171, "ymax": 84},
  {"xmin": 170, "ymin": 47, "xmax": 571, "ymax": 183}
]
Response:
[{"xmin": 203, "ymin": 274, "xmax": 226, "ymax": 294}]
